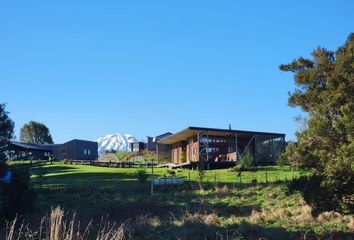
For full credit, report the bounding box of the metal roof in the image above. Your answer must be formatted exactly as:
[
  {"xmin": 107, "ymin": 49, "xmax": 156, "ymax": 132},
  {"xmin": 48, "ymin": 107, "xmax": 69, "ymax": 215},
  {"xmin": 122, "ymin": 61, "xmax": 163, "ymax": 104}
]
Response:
[
  {"xmin": 10, "ymin": 141, "xmax": 58, "ymax": 151},
  {"xmin": 157, "ymin": 126, "xmax": 285, "ymax": 145}
]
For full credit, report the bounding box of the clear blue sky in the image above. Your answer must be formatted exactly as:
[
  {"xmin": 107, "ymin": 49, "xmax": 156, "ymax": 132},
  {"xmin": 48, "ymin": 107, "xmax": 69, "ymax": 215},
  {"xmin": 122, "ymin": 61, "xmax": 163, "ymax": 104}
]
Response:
[{"xmin": 1, "ymin": 1, "xmax": 353, "ymax": 143}]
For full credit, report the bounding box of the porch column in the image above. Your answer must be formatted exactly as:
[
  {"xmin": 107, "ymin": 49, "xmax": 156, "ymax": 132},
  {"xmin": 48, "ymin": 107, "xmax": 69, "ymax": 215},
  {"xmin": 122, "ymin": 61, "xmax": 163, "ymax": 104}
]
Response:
[
  {"xmin": 156, "ymin": 142, "xmax": 159, "ymax": 165},
  {"xmin": 235, "ymin": 133, "xmax": 238, "ymax": 162}
]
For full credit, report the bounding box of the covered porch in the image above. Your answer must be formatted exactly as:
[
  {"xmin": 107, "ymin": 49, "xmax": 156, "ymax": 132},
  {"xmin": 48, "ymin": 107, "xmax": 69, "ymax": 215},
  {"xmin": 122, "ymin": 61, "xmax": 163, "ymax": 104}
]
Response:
[{"xmin": 157, "ymin": 127, "xmax": 285, "ymax": 169}]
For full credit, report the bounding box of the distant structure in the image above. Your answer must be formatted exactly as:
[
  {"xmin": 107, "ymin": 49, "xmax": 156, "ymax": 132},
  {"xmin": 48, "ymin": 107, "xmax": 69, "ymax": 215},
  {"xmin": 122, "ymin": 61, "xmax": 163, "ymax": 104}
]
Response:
[
  {"xmin": 146, "ymin": 132, "xmax": 173, "ymax": 151},
  {"xmin": 11, "ymin": 139, "xmax": 98, "ymax": 161},
  {"xmin": 129, "ymin": 141, "xmax": 145, "ymax": 152}
]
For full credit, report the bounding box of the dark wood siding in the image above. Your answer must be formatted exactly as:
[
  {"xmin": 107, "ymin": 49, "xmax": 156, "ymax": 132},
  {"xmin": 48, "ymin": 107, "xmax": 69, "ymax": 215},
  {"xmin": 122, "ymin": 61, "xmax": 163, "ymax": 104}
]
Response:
[{"xmin": 53, "ymin": 140, "xmax": 98, "ymax": 160}]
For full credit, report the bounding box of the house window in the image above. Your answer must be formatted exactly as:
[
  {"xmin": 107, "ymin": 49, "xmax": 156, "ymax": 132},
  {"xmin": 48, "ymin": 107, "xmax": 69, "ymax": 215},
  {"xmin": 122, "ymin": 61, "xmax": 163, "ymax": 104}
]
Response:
[
  {"xmin": 88, "ymin": 149, "xmax": 91, "ymax": 155},
  {"xmin": 84, "ymin": 149, "xmax": 87, "ymax": 155}
]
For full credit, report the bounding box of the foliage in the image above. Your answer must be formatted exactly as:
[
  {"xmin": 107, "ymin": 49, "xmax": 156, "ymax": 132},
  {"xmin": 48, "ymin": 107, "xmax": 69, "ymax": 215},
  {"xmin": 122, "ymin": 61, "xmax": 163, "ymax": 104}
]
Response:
[
  {"xmin": 19, "ymin": 120, "xmax": 53, "ymax": 144},
  {"xmin": 2, "ymin": 166, "xmax": 34, "ymax": 219},
  {"xmin": 276, "ymin": 155, "xmax": 288, "ymax": 166},
  {"xmin": 277, "ymin": 142, "xmax": 296, "ymax": 166},
  {"xmin": 238, "ymin": 151, "xmax": 254, "ymax": 168},
  {"xmin": 115, "ymin": 151, "xmax": 128, "ymax": 161},
  {"xmin": 135, "ymin": 168, "xmax": 147, "ymax": 183},
  {"xmin": 280, "ymin": 33, "xmax": 354, "ymax": 211},
  {"xmin": 288, "ymin": 175, "xmax": 349, "ymax": 215},
  {"xmin": 166, "ymin": 169, "xmax": 176, "ymax": 177},
  {"xmin": 0, "ymin": 103, "xmax": 15, "ymax": 176},
  {"xmin": 143, "ymin": 150, "xmax": 156, "ymax": 163}
]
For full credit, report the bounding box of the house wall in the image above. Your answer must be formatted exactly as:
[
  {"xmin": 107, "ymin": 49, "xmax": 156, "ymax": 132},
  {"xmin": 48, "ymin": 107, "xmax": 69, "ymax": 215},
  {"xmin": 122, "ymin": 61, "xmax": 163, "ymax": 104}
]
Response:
[
  {"xmin": 163, "ymin": 130, "xmax": 285, "ymax": 166},
  {"xmin": 147, "ymin": 137, "xmax": 156, "ymax": 151},
  {"xmin": 169, "ymin": 135, "xmax": 253, "ymax": 164},
  {"xmin": 129, "ymin": 142, "xmax": 145, "ymax": 152},
  {"xmin": 53, "ymin": 140, "xmax": 97, "ymax": 160},
  {"xmin": 171, "ymin": 142, "xmax": 184, "ymax": 164}
]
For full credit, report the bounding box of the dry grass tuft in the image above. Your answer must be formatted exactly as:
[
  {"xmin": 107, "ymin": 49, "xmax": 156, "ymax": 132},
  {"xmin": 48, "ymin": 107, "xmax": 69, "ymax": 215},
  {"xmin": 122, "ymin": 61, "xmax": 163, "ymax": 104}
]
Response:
[
  {"xmin": 290, "ymin": 205, "xmax": 314, "ymax": 224},
  {"xmin": 214, "ymin": 185, "xmax": 229, "ymax": 195},
  {"xmin": 250, "ymin": 209, "xmax": 262, "ymax": 224},
  {"xmin": 227, "ymin": 214, "xmax": 238, "ymax": 223},
  {"xmin": 5, "ymin": 207, "xmax": 130, "ymax": 240},
  {"xmin": 317, "ymin": 211, "xmax": 343, "ymax": 222},
  {"xmin": 347, "ymin": 217, "xmax": 354, "ymax": 230},
  {"xmin": 96, "ymin": 220, "xmax": 130, "ymax": 240},
  {"xmin": 203, "ymin": 213, "xmax": 219, "ymax": 225},
  {"xmin": 134, "ymin": 214, "xmax": 161, "ymax": 228}
]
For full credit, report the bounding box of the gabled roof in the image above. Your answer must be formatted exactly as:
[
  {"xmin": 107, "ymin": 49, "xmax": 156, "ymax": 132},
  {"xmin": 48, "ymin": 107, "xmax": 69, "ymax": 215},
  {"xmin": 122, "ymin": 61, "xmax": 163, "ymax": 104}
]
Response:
[
  {"xmin": 155, "ymin": 132, "xmax": 173, "ymax": 140},
  {"xmin": 64, "ymin": 139, "xmax": 97, "ymax": 144},
  {"xmin": 10, "ymin": 141, "xmax": 58, "ymax": 151},
  {"xmin": 157, "ymin": 126, "xmax": 285, "ymax": 145}
]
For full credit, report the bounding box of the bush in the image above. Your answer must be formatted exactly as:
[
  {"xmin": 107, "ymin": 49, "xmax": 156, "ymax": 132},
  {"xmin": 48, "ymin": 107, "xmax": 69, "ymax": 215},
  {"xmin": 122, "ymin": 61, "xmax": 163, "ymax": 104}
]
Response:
[
  {"xmin": 166, "ymin": 169, "xmax": 176, "ymax": 177},
  {"xmin": 288, "ymin": 174, "xmax": 354, "ymax": 215},
  {"xmin": 276, "ymin": 154, "xmax": 288, "ymax": 166},
  {"xmin": 0, "ymin": 160, "xmax": 7, "ymax": 178},
  {"xmin": 2, "ymin": 166, "xmax": 34, "ymax": 219},
  {"xmin": 136, "ymin": 168, "xmax": 147, "ymax": 183},
  {"xmin": 239, "ymin": 152, "xmax": 254, "ymax": 168},
  {"xmin": 116, "ymin": 152, "xmax": 128, "ymax": 161}
]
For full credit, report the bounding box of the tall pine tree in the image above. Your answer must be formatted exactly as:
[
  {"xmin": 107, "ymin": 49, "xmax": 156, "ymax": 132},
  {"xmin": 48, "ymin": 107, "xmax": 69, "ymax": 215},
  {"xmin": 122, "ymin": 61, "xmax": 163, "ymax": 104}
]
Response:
[
  {"xmin": 280, "ymin": 33, "xmax": 354, "ymax": 211},
  {"xmin": 0, "ymin": 103, "xmax": 15, "ymax": 176}
]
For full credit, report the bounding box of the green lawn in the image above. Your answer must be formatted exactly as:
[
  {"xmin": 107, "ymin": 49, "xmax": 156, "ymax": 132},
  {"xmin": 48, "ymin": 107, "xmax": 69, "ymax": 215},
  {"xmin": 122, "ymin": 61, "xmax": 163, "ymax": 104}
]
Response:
[
  {"xmin": 26, "ymin": 161, "xmax": 306, "ymax": 188},
  {"xmin": 4, "ymin": 161, "xmax": 353, "ymax": 240}
]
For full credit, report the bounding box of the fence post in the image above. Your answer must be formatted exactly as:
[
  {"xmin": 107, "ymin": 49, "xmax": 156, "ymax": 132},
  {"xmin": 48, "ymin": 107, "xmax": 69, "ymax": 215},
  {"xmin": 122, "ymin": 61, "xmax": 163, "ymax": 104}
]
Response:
[
  {"xmin": 265, "ymin": 168, "xmax": 268, "ymax": 184},
  {"xmin": 188, "ymin": 171, "xmax": 191, "ymax": 182}
]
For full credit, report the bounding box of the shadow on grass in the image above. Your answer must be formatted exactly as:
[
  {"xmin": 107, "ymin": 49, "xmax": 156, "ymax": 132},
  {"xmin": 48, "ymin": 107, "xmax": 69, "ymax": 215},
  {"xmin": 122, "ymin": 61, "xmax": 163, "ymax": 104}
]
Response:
[
  {"xmin": 31, "ymin": 165, "xmax": 78, "ymax": 175},
  {"xmin": 132, "ymin": 218, "xmax": 354, "ymax": 240}
]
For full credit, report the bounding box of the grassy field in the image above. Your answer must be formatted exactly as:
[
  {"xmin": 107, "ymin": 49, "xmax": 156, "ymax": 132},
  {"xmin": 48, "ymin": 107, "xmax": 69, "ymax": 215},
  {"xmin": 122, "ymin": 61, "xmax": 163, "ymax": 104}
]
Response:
[{"xmin": 3, "ymin": 161, "xmax": 354, "ymax": 239}]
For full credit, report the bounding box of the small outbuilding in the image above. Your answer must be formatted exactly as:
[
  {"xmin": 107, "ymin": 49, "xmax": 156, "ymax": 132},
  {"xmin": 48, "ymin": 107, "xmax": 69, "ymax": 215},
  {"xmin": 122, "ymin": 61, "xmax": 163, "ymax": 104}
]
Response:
[
  {"xmin": 11, "ymin": 139, "xmax": 98, "ymax": 161},
  {"xmin": 129, "ymin": 141, "xmax": 145, "ymax": 152}
]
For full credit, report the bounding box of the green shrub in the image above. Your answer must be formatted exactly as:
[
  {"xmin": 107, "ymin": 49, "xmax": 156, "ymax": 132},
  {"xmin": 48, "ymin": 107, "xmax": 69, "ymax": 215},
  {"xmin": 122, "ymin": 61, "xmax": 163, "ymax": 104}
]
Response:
[
  {"xmin": 276, "ymin": 154, "xmax": 288, "ymax": 166},
  {"xmin": 2, "ymin": 166, "xmax": 34, "ymax": 219},
  {"xmin": 136, "ymin": 168, "xmax": 147, "ymax": 183},
  {"xmin": 115, "ymin": 152, "xmax": 127, "ymax": 161},
  {"xmin": 166, "ymin": 169, "xmax": 176, "ymax": 177},
  {"xmin": 239, "ymin": 152, "xmax": 254, "ymax": 168}
]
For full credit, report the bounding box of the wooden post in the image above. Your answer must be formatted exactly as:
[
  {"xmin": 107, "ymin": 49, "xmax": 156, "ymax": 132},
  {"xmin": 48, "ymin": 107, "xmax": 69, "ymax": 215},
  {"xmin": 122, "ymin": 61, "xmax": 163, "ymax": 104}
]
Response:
[
  {"xmin": 265, "ymin": 168, "xmax": 268, "ymax": 184},
  {"xmin": 188, "ymin": 171, "xmax": 191, "ymax": 182},
  {"xmin": 151, "ymin": 160, "xmax": 154, "ymax": 198},
  {"xmin": 235, "ymin": 133, "xmax": 238, "ymax": 162}
]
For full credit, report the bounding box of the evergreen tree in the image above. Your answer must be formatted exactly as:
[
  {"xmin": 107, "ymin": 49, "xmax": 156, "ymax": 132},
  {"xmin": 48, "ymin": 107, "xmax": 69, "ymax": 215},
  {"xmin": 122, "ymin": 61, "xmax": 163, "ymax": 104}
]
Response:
[
  {"xmin": 0, "ymin": 103, "xmax": 15, "ymax": 176},
  {"xmin": 280, "ymin": 33, "xmax": 354, "ymax": 211},
  {"xmin": 20, "ymin": 121, "xmax": 53, "ymax": 144}
]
